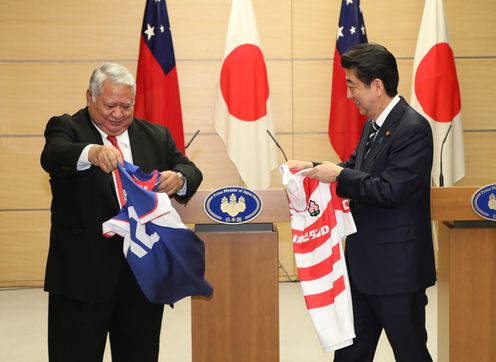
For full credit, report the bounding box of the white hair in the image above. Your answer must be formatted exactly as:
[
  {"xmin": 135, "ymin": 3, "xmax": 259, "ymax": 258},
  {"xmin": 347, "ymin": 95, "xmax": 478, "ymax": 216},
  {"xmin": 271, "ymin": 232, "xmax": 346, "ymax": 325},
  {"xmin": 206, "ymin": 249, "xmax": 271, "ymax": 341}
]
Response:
[{"xmin": 89, "ymin": 62, "xmax": 136, "ymax": 101}]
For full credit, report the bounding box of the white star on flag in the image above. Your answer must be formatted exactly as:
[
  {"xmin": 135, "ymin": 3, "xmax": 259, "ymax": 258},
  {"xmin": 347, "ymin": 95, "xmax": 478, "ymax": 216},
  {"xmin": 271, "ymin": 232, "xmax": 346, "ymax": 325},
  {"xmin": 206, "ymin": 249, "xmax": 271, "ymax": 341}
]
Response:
[
  {"xmin": 337, "ymin": 26, "xmax": 344, "ymax": 39},
  {"xmin": 346, "ymin": 0, "xmax": 353, "ymax": 5},
  {"xmin": 349, "ymin": 26, "xmax": 356, "ymax": 35},
  {"xmin": 144, "ymin": 24, "xmax": 155, "ymax": 40}
]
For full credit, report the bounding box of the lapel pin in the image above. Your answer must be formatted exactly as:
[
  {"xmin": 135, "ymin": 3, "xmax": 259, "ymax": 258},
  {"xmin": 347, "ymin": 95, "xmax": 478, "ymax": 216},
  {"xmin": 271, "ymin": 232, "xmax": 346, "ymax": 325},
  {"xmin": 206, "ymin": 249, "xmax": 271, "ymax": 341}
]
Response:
[{"xmin": 385, "ymin": 130, "xmax": 392, "ymax": 137}]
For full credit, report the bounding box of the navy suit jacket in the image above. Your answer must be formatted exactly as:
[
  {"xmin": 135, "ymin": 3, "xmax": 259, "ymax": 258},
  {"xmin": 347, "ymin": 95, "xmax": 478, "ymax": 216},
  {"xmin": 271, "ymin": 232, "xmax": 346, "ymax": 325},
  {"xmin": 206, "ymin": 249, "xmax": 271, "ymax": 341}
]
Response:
[
  {"xmin": 337, "ymin": 97, "xmax": 436, "ymax": 295},
  {"xmin": 40, "ymin": 107, "xmax": 202, "ymax": 303}
]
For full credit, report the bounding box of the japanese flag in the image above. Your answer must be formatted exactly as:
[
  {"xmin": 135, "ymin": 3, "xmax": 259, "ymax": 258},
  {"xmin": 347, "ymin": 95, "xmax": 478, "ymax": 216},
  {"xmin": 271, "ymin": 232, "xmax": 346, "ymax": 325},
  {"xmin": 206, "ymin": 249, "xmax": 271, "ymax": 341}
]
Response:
[
  {"xmin": 410, "ymin": 0, "xmax": 465, "ymax": 186},
  {"xmin": 213, "ymin": 0, "xmax": 278, "ymax": 190}
]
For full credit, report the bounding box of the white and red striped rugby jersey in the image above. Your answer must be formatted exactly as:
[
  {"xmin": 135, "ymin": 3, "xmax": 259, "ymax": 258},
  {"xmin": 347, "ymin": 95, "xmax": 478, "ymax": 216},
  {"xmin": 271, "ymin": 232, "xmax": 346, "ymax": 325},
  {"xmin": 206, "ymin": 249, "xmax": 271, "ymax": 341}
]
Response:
[{"xmin": 280, "ymin": 164, "xmax": 357, "ymax": 352}]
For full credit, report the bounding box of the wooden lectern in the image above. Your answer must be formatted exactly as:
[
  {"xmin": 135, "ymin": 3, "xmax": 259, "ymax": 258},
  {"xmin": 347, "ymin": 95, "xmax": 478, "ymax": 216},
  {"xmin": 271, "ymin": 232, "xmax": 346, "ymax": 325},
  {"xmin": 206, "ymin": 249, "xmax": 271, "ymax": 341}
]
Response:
[
  {"xmin": 431, "ymin": 187, "xmax": 496, "ymax": 362},
  {"xmin": 173, "ymin": 189, "xmax": 289, "ymax": 362}
]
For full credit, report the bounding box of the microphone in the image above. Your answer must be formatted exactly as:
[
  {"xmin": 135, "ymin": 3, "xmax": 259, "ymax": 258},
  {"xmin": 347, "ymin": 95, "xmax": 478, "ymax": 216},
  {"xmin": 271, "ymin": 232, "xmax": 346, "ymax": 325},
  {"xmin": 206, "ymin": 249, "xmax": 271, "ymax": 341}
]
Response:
[
  {"xmin": 185, "ymin": 129, "xmax": 200, "ymax": 150},
  {"xmin": 438, "ymin": 124, "xmax": 452, "ymax": 187},
  {"xmin": 266, "ymin": 130, "xmax": 288, "ymax": 162}
]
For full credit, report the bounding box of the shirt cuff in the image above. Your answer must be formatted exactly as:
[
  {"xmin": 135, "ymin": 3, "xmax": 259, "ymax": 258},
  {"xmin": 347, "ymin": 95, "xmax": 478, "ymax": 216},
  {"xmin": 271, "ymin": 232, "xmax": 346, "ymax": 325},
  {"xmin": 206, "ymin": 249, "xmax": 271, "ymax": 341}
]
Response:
[
  {"xmin": 77, "ymin": 144, "xmax": 96, "ymax": 171},
  {"xmin": 176, "ymin": 179, "xmax": 187, "ymax": 196}
]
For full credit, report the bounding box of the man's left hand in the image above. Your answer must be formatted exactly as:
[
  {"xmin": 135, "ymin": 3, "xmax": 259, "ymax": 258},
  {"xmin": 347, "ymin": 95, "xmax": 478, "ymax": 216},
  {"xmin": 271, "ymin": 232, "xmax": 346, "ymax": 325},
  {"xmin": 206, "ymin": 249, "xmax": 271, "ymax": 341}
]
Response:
[{"xmin": 156, "ymin": 171, "xmax": 184, "ymax": 196}]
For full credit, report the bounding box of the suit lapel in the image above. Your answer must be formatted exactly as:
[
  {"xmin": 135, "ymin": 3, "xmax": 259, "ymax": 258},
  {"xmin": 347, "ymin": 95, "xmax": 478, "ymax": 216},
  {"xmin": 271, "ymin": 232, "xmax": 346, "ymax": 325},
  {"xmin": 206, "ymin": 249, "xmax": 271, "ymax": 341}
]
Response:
[
  {"xmin": 128, "ymin": 119, "xmax": 157, "ymax": 172},
  {"xmin": 128, "ymin": 120, "xmax": 144, "ymax": 166},
  {"xmin": 78, "ymin": 108, "xmax": 105, "ymax": 145},
  {"xmin": 360, "ymin": 98, "xmax": 407, "ymax": 170},
  {"xmin": 356, "ymin": 120, "xmax": 372, "ymax": 170}
]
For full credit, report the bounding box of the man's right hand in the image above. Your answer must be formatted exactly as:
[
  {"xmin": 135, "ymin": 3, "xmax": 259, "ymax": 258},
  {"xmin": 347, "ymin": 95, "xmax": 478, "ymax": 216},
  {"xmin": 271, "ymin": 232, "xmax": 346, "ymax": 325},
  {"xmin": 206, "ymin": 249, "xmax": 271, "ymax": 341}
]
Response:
[{"xmin": 88, "ymin": 145, "xmax": 124, "ymax": 173}]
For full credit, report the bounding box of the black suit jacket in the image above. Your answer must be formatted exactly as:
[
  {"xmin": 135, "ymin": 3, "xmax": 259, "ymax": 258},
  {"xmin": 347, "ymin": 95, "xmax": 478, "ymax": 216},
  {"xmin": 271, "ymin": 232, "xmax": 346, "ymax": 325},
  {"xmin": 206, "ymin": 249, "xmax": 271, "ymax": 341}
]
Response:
[
  {"xmin": 337, "ymin": 97, "xmax": 436, "ymax": 295},
  {"xmin": 40, "ymin": 107, "xmax": 202, "ymax": 303}
]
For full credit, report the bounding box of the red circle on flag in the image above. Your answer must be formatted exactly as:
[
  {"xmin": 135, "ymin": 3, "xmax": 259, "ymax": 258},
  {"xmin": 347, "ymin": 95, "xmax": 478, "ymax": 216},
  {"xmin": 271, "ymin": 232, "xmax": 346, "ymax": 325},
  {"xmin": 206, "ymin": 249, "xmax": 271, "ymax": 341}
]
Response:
[
  {"xmin": 414, "ymin": 43, "xmax": 461, "ymax": 122},
  {"xmin": 220, "ymin": 44, "xmax": 269, "ymax": 121}
]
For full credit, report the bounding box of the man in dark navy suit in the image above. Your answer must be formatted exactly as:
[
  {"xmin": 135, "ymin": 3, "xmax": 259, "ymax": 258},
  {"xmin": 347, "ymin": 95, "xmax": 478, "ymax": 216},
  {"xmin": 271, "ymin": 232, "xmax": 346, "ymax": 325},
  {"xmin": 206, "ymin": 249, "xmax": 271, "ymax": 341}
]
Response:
[
  {"xmin": 287, "ymin": 43, "xmax": 435, "ymax": 362},
  {"xmin": 41, "ymin": 62, "xmax": 202, "ymax": 362}
]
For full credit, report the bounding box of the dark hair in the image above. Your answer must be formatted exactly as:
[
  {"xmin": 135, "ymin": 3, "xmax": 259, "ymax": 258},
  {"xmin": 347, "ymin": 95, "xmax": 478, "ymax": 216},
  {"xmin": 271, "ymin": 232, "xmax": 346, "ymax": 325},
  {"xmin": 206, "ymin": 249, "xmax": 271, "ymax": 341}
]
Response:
[{"xmin": 341, "ymin": 43, "xmax": 399, "ymax": 97}]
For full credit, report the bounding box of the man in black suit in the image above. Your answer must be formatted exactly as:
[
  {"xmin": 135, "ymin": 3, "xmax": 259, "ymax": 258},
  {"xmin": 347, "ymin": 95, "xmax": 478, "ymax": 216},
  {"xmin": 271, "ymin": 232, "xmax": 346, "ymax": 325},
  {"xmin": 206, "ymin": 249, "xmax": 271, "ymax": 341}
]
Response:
[
  {"xmin": 287, "ymin": 43, "xmax": 435, "ymax": 361},
  {"xmin": 40, "ymin": 62, "xmax": 202, "ymax": 362}
]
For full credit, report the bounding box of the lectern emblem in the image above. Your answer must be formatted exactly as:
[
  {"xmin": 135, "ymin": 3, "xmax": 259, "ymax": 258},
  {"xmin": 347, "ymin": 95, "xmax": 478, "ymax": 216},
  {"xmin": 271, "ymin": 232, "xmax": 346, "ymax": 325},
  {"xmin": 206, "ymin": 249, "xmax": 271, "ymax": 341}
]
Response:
[
  {"xmin": 204, "ymin": 187, "xmax": 262, "ymax": 224},
  {"xmin": 220, "ymin": 194, "xmax": 246, "ymax": 217},
  {"xmin": 471, "ymin": 184, "xmax": 496, "ymax": 221}
]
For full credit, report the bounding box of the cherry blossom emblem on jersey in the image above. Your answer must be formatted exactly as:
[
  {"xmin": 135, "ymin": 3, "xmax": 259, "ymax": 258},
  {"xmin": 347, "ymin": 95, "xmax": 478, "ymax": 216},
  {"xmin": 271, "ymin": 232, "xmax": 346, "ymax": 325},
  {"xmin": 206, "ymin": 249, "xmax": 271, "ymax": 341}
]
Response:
[{"xmin": 204, "ymin": 186, "xmax": 262, "ymax": 224}]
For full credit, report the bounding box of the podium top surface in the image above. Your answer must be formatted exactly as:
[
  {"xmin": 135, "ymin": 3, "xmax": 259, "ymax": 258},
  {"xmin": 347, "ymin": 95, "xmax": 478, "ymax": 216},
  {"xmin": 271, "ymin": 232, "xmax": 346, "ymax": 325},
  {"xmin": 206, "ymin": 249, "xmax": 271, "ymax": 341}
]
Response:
[
  {"xmin": 173, "ymin": 187, "xmax": 485, "ymax": 224},
  {"xmin": 431, "ymin": 186, "xmax": 482, "ymax": 221}
]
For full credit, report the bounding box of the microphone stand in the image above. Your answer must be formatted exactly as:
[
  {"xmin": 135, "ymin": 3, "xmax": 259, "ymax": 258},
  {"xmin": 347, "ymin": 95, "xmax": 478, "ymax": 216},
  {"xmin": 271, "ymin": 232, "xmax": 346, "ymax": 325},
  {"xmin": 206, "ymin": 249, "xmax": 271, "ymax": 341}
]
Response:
[
  {"xmin": 438, "ymin": 124, "xmax": 452, "ymax": 187},
  {"xmin": 266, "ymin": 129, "xmax": 297, "ymax": 282},
  {"xmin": 266, "ymin": 130, "xmax": 288, "ymax": 162},
  {"xmin": 185, "ymin": 129, "xmax": 200, "ymax": 150}
]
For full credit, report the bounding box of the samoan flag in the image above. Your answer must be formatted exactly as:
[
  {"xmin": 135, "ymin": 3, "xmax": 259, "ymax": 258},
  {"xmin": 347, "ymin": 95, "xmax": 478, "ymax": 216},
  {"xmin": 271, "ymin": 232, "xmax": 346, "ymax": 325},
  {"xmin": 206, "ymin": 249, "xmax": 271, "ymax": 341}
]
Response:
[
  {"xmin": 328, "ymin": 0, "xmax": 368, "ymax": 161},
  {"xmin": 135, "ymin": 0, "xmax": 185, "ymax": 153},
  {"xmin": 103, "ymin": 161, "xmax": 213, "ymax": 304}
]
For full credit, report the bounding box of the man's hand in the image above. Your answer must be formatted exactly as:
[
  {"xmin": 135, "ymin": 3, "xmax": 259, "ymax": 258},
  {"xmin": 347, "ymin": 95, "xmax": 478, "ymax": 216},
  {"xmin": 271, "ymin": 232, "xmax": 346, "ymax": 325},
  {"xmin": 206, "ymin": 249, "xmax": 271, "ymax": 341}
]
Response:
[
  {"xmin": 156, "ymin": 171, "xmax": 184, "ymax": 196},
  {"xmin": 286, "ymin": 159, "xmax": 313, "ymax": 171},
  {"xmin": 88, "ymin": 145, "xmax": 124, "ymax": 173},
  {"xmin": 302, "ymin": 161, "xmax": 343, "ymax": 183}
]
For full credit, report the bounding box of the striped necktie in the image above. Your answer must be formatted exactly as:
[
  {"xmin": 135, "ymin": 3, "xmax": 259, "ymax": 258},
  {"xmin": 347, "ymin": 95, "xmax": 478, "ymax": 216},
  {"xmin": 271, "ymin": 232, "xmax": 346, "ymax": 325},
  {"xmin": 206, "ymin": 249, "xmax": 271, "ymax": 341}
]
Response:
[
  {"xmin": 107, "ymin": 135, "xmax": 126, "ymax": 206},
  {"xmin": 364, "ymin": 121, "xmax": 380, "ymax": 157}
]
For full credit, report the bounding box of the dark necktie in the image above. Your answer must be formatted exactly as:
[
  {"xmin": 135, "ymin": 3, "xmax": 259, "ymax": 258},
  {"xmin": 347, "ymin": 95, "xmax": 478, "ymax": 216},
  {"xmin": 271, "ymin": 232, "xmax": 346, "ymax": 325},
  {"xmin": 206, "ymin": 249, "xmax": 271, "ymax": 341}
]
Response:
[
  {"xmin": 107, "ymin": 135, "xmax": 126, "ymax": 206},
  {"xmin": 364, "ymin": 121, "xmax": 380, "ymax": 157}
]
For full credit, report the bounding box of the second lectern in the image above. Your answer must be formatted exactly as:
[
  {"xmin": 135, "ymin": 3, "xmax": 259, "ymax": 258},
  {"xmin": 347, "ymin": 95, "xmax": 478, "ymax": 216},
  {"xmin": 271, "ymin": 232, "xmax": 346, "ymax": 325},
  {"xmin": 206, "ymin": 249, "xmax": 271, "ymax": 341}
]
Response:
[{"xmin": 432, "ymin": 186, "xmax": 496, "ymax": 362}]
